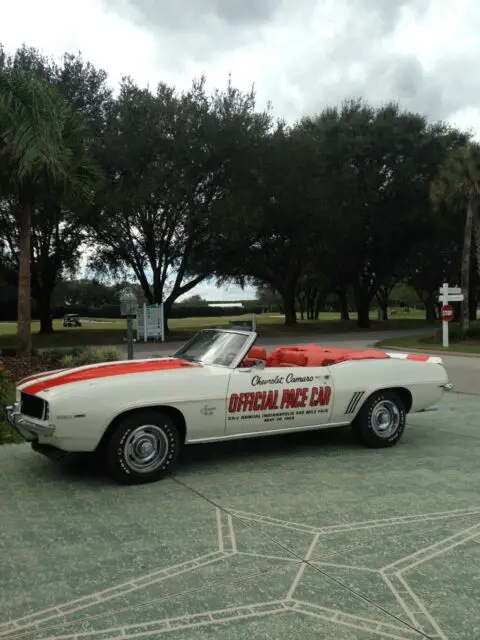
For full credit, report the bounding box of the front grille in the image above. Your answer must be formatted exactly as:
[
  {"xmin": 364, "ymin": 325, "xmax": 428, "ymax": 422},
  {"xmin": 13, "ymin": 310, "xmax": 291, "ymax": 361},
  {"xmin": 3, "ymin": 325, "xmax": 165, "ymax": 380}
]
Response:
[{"xmin": 21, "ymin": 393, "xmax": 47, "ymax": 420}]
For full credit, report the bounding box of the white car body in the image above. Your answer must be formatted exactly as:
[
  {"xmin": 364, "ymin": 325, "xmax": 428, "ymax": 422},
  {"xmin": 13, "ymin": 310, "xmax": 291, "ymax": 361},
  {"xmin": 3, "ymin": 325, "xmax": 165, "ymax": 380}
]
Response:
[{"xmin": 8, "ymin": 329, "xmax": 451, "ymax": 461}]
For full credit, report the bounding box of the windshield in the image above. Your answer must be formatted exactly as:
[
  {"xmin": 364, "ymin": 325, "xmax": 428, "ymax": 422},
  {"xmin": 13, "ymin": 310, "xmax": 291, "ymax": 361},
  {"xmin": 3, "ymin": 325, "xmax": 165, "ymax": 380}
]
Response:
[{"xmin": 174, "ymin": 329, "xmax": 252, "ymax": 367}]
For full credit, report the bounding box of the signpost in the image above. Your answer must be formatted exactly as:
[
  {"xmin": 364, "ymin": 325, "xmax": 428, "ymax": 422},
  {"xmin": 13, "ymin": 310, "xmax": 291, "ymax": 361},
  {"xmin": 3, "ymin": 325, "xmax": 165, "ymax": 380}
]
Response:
[
  {"xmin": 438, "ymin": 283, "xmax": 464, "ymax": 348},
  {"xmin": 120, "ymin": 288, "xmax": 138, "ymax": 360},
  {"xmin": 440, "ymin": 304, "xmax": 454, "ymax": 322},
  {"xmin": 136, "ymin": 303, "xmax": 165, "ymax": 342}
]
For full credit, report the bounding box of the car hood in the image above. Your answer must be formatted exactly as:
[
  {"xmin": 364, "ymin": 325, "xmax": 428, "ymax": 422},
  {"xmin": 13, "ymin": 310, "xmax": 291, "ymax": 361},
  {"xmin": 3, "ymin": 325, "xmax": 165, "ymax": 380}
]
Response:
[{"xmin": 18, "ymin": 357, "xmax": 201, "ymax": 395}]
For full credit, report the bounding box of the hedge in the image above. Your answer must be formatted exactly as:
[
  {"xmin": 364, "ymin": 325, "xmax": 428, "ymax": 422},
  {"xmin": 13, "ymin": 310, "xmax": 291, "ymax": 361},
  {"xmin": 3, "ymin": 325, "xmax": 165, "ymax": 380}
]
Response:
[{"xmin": 0, "ymin": 302, "xmax": 266, "ymax": 322}]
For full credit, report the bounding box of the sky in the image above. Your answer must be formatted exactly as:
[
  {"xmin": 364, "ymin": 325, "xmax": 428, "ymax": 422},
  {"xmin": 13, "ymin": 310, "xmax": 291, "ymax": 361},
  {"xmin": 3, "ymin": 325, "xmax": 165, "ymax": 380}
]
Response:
[{"xmin": 2, "ymin": 0, "xmax": 480, "ymax": 301}]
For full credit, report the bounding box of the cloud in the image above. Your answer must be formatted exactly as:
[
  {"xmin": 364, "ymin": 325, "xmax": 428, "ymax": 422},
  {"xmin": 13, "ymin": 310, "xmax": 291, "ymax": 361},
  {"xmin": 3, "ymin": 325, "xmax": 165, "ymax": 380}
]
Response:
[{"xmin": 3, "ymin": 0, "xmax": 480, "ymax": 128}]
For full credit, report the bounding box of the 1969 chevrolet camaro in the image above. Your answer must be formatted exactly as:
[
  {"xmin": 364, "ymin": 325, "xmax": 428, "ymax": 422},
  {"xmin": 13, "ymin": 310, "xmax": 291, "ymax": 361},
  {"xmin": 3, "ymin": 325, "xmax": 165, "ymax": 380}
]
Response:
[{"xmin": 7, "ymin": 329, "xmax": 452, "ymax": 484}]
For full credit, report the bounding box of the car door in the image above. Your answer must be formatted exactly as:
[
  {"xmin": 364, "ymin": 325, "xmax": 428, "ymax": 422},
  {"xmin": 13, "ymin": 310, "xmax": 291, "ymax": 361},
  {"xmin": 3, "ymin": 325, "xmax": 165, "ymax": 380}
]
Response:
[{"xmin": 225, "ymin": 365, "xmax": 335, "ymax": 436}]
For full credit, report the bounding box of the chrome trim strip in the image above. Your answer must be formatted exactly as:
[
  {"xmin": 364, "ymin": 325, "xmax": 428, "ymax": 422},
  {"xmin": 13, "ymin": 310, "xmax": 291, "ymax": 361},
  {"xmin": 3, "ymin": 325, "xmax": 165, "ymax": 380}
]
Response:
[{"xmin": 187, "ymin": 421, "xmax": 352, "ymax": 443}]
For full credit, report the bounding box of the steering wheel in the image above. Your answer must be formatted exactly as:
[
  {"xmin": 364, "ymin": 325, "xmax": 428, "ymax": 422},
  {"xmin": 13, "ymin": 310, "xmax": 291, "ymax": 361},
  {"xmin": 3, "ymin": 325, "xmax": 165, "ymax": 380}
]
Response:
[
  {"xmin": 224, "ymin": 351, "xmax": 237, "ymax": 365},
  {"xmin": 213, "ymin": 351, "xmax": 237, "ymax": 366}
]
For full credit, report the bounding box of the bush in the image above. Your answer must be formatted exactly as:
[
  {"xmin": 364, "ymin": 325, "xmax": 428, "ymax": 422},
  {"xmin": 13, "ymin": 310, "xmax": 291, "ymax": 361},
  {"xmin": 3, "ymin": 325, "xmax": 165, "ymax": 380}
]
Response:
[
  {"xmin": 0, "ymin": 358, "xmax": 7, "ymax": 405},
  {"xmin": 447, "ymin": 326, "xmax": 480, "ymax": 342},
  {"xmin": 0, "ymin": 301, "xmax": 267, "ymax": 322},
  {"xmin": 0, "ymin": 347, "xmax": 39, "ymax": 357},
  {"xmin": 1, "ymin": 355, "xmax": 56, "ymax": 383},
  {"xmin": 0, "ymin": 359, "xmax": 20, "ymax": 444},
  {"xmin": 58, "ymin": 346, "xmax": 123, "ymax": 368}
]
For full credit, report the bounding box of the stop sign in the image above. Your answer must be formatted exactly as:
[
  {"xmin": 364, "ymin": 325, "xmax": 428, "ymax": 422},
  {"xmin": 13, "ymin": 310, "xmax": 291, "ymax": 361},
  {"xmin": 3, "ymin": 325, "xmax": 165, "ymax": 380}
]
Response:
[{"xmin": 441, "ymin": 304, "xmax": 454, "ymax": 322}]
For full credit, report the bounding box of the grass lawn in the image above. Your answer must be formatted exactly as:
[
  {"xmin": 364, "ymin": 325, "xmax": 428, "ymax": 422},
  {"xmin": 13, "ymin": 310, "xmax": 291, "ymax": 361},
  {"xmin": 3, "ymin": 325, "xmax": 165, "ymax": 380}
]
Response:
[
  {"xmin": 375, "ymin": 322, "xmax": 480, "ymax": 354},
  {"xmin": 0, "ymin": 310, "xmax": 431, "ymax": 350}
]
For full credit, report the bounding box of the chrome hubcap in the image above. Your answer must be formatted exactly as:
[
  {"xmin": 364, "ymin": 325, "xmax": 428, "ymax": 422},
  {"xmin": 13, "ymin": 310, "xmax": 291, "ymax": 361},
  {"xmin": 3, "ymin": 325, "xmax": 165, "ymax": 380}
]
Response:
[
  {"xmin": 371, "ymin": 400, "xmax": 400, "ymax": 438},
  {"xmin": 124, "ymin": 425, "xmax": 169, "ymax": 473}
]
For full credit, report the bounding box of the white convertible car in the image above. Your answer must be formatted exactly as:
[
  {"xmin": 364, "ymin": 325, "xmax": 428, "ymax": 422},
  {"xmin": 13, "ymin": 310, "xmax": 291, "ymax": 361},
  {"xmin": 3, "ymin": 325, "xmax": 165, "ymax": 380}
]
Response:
[{"xmin": 7, "ymin": 329, "xmax": 452, "ymax": 484}]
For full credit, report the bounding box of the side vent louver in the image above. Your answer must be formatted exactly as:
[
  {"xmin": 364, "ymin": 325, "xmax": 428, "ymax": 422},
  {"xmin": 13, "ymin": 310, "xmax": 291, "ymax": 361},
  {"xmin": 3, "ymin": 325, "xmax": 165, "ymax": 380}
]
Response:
[{"xmin": 345, "ymin": 391, "xmax": 365, "ymax": 414}]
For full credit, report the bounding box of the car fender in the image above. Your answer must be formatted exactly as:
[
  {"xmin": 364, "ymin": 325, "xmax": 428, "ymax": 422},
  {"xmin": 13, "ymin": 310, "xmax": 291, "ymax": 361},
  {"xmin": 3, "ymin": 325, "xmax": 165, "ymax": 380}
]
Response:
[{"xmin": 327, "ymin": 358, "xmax": 448, "ymax": 423}]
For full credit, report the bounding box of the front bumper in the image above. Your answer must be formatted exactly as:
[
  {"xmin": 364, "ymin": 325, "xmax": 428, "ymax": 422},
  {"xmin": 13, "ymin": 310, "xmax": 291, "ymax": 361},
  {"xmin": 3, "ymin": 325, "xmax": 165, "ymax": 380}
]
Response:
[{"xmin": 6, "ymin": 402, "xmax": 55, "ymax": 442}]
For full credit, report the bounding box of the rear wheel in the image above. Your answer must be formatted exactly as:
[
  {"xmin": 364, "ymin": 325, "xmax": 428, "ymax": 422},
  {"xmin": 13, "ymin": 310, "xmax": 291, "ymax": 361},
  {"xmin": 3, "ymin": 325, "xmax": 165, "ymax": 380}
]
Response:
[
  {"xmin": 352, "ymin": 390, "xmax": 406, "ymax": 448},
  {"xmin": 104, "ymin": 410, "xmax": 181, "ymax": 484}
]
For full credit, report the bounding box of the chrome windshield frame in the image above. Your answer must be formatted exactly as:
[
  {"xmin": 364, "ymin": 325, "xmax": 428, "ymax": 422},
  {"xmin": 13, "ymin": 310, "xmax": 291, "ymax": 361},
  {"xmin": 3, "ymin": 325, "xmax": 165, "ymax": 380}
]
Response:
[{"xmin": 173, "ymin": 328, "xmax": 258, "ymax": 369}]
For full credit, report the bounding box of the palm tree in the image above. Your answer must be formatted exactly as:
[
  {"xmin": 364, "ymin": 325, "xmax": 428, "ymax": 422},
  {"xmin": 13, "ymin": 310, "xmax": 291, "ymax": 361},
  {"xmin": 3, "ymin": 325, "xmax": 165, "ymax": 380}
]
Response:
[
  {"xmin": 431, "ymin": 143, "xmax": 480, "ymax": 331},
  {"xmin": 0, "ymin": 68, "xmax": 100, "ymax": 355},
  {"xmin": 474, "ymin": 210, "xmax": 480, "ymax": 291}
]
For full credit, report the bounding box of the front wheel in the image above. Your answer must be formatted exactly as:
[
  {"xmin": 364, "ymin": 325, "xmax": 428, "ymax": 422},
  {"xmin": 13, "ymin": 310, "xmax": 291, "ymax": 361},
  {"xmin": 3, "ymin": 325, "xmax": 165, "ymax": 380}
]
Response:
[
  {"xmin": 104, "ymin": 410, "xmax": 181, "ymax": 484},
  {"xmin": 352, "ymin": 390, "xmax": 406, "ymax": 448}
]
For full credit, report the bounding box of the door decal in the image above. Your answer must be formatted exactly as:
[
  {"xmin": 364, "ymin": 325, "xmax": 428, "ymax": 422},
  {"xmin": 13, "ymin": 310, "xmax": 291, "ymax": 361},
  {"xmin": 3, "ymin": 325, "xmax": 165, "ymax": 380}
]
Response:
[{"xmin": 227, "ymin": 384, "xmax": 332, "ymax": 425}]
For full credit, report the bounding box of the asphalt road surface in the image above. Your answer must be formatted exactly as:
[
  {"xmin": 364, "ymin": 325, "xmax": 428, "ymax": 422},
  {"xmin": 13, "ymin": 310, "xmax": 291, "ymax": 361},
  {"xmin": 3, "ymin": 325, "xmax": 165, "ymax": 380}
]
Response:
[{"xmin": 124, "ymin": 329, "xmax": 480, "ymax": 396}]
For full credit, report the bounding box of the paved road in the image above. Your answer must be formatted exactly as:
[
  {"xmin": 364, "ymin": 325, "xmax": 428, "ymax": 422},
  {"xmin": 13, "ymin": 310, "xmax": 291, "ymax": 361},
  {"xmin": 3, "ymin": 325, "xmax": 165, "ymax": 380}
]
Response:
[{"xmin": 124, "ymin": 329, "xmax": 480, "ymax": 395}]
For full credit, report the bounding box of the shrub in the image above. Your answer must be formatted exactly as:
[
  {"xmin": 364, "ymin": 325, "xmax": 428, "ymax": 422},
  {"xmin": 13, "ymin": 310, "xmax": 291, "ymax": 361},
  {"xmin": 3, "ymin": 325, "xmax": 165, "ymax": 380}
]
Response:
[
  {"xmin": 448, "ymin": 326, "xmax": 480, "ymax": 342},
  {"xmin": 1, "ymin": 355, "xmax": 55, "ymax": 383},
  {"xmin": 0, "ymin": 360, "xmax": 20, "ymax": 444},
  {"xmin": 58, "ymin": 346, "xmax": 123, "ymax": 368},
  {"xmin": 0, "ymin": 358, "xmax": 7, "ymax": 404}
]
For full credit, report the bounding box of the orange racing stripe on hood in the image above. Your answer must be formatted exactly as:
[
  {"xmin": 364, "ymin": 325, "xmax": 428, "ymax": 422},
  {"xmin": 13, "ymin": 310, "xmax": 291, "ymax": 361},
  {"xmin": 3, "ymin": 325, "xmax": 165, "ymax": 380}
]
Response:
[
  {"xmin": 22, "ymin": 359, "xmax": 198, "ymax": 395},
  {"xmin": 18, "ymin": 368, "xmax": 68, "ymax": 387}
]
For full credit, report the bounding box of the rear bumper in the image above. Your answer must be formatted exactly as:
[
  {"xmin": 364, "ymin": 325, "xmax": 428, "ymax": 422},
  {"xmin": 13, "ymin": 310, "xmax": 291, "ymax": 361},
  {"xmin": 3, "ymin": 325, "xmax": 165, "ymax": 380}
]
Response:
[
  {"xmin": 6, "ymin": 402, "xmax": 55, "ymax": 441},
  {"xmin": 440, "ymin": 382, "xmax": 454, "ymax": 391}
]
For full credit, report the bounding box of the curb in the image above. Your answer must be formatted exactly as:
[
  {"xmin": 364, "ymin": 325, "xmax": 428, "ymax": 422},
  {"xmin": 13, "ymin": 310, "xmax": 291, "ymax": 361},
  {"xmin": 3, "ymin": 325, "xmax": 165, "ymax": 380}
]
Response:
[{"xmin": 376, "ymin": 344, "xmax": 480, "ymax": 358}]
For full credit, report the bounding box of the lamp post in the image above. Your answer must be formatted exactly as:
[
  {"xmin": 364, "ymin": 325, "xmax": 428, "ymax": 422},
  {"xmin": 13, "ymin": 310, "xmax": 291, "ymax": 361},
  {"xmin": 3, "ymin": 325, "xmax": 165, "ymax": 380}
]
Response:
[{"xmin": 120, "ymin": 287, "xmax": 138, "ymax": 360}]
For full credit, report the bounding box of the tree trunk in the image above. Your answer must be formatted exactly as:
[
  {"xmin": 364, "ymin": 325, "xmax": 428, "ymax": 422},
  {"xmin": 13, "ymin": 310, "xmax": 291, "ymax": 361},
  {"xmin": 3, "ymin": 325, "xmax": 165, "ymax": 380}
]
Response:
[
  {"xmin": 469, "ymin": 292, "xmax": 478, "ymax": 322},
  {"xmin": 338, "ymin": 288, "xmax": 350, "ymax": 321},
  {"xmin": 34, "ymin": 284, "xmax": 55, "ymax": 334},
  {"xmin": 16, "ymin": 194, "xmax": 33, "ymax": 356},
  {"xmin": 424, "ymin": 297, "xmax": 437, "ymax": 324},
  {"xmin": 469, "ymin": 250, "xmax": 478, "ymax": 322},
  {"xmin": 353, "ymin": 281, "xmax": 371, "ymax": 328},
  {"xmin": 307, "ymin": 290, "xmax": 317, "ymax": 320},
  {"xmin": 460, "ymin": 199, "xmax": 474, "ymax": 331},
  {"xmin": 474, "ymin": 208, "xmax": 480, "ymax": 282},
  {"xmin": 297, "ymin": 296, "xmax": 305, "ymax": 320},
  {"xmin": 375, "ymin": 285, "xmax": 393, "ymax": 321},
  {"xmin": 377, "ymin": 299, "xmax": 388, "ymax": 321},
  {"xmin": 313, "ymin": 291, "xmax": 325, "ymax": 320},
  {"xmin": 281, "ymin": 291, "xmax": 297, "ymax": 325},
  {"xmin": 356, "ymin": 300, "xmax": 370, "ymax": 328},
  {"xmin": 39, "ymin": 307, "xmax": 53, "ymax": 334},
  {"xmin": 162, "ymin": 300, "xmax": 171, "ymax": 337}
]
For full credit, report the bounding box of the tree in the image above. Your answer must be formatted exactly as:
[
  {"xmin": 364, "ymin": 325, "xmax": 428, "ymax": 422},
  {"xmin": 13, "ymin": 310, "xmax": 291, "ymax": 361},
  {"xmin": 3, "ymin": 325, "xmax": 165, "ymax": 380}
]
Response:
[
  {"xmin": 216, "ymin": 124, "xmax": 327, "ymax": 324},
  {"xmin": 88, "ymin": 76, "xmax": 271, "ymax": 330},
  {"xmin": 178, "ymin": 294, "xmax": 208, "ymax": 306},
  {"xmin": 300, "ymin": 101, "xmax": 468, "ymax": 327},
  {"xmin": 0, "ymin": 72, "xmax": 73, "ymax": 351},
  {"xmin": 431, "ymin": 143, "xmax": 480, "ymax": 330},
  {"xmin": 253, "ymin": 281, "xmax": 282, "ymax": 311},
  {"xmin": 0, "ymin": 47, "xmax": 111, "ymax": 334}
]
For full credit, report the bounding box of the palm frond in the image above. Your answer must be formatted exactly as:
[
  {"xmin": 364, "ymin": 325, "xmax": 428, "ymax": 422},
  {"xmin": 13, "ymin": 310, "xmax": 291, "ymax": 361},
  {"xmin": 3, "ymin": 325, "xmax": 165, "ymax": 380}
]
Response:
[{"xmin": 0, "ymin": 67, "xmax": 102, "ymax": 202}]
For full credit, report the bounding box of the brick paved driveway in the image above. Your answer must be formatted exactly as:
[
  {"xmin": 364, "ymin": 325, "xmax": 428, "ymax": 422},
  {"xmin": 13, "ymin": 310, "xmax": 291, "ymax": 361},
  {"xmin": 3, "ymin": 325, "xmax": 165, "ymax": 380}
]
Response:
[{"xmin": 1, "ymin": 392, "xmax": 479, "ymax": 640}]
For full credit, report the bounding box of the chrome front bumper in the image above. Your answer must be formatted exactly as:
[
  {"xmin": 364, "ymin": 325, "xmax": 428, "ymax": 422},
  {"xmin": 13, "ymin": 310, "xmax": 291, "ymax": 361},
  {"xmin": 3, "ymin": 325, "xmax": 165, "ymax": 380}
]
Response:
[{"xmin": 6, "ymin": 402, "xmax": 55, "ymax": 441}]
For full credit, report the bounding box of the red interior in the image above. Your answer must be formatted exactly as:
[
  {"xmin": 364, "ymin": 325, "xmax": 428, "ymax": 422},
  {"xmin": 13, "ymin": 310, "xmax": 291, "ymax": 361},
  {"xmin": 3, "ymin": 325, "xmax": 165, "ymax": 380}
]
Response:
[{"xmin": 240, "ymin": 344, "xmax": 390, "ymax": 368}]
